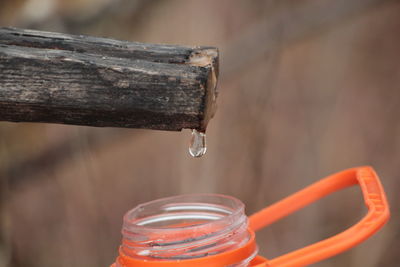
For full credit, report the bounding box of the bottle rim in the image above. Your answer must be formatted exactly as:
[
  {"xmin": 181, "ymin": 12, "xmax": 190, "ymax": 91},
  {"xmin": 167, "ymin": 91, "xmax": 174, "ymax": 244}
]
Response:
[{"xmin": 122, "ymin": 193, "xmax": 245, "ymax": 232}]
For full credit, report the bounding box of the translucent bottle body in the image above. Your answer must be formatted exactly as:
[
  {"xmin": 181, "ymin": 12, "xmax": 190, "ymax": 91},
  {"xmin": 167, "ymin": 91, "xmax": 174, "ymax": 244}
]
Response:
[{"xmin": 117, "ymin": 194, "xmax": 257, "ymax": 267}]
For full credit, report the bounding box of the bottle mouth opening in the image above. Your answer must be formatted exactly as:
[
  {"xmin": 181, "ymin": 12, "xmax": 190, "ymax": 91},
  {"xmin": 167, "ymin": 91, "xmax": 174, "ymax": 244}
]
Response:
[
  {"xmin": 121, "ymin": 194, "xmax": 250, "ymax": 260},
  {"xmin": 124, "ymin": 194, "xmax": 245, "ymax": 230}
]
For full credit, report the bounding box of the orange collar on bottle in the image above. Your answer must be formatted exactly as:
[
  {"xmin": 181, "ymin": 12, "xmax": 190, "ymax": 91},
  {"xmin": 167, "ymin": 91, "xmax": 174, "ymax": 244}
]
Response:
[{"xmin": 116, "ymin": 229, "xmax": 257, "ymax": 267}]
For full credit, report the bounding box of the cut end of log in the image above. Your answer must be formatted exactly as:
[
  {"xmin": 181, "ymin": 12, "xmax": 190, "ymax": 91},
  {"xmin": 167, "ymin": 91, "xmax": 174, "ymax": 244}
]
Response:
[{"xmin": 188, "ymin": 47, "xmax": 219, "ymax": 132}]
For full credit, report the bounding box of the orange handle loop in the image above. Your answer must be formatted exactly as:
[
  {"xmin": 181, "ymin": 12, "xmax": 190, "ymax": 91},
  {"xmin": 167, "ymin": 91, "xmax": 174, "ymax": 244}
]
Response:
[{"xmin": 249, "ymin": 166, "xmax": 390, "ymax": 267}]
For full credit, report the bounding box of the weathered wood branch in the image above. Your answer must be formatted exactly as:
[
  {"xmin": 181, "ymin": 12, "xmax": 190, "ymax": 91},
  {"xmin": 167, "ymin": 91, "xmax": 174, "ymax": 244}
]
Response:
[{"xmin": 0, "ymin": 27, "xmax": 218, "ymax": 131}]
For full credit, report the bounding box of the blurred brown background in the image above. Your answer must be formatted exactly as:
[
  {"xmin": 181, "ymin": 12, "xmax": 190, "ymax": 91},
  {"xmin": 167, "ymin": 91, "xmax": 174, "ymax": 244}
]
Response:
[{"xmin": 0, "ymin": 0, "xmax": 399, "ymax": 266}]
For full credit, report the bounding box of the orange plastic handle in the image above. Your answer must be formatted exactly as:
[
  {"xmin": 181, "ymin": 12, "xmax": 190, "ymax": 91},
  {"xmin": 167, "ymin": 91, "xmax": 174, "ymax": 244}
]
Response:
[{"xmin": 249, "ymin": 166, "xmax": 390, "ymax": 267}]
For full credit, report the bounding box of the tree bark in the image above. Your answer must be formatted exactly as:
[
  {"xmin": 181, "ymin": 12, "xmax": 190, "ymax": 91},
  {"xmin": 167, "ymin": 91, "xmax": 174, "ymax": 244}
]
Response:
[{"xmin": 0, "ymin": 27, "xmax": 218, "ymax": 131}]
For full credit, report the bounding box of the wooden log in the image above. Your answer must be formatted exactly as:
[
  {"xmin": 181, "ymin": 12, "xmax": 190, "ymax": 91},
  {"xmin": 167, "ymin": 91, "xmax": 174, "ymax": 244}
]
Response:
[{"xmin": 0, "ymin": 27, "xmax": 218, "ymax": 131}]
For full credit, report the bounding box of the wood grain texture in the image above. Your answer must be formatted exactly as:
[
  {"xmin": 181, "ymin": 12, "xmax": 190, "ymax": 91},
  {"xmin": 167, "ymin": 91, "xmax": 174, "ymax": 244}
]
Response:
[{"xmin": 0, "ymin": 27, "xmax": 219, "ymax": 131}]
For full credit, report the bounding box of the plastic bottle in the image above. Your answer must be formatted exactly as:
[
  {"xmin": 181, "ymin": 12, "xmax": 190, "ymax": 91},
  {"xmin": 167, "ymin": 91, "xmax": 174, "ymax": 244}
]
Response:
[{"xmin": 112, "ymin": 167, "xmax": 390, "ymax": 267}]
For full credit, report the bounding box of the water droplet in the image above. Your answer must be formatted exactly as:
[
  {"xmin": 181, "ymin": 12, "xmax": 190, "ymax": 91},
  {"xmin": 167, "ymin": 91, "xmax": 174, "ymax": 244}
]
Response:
[{"xmin": 189, "ymin": 129, "xmax": 206, "ymax": 157}]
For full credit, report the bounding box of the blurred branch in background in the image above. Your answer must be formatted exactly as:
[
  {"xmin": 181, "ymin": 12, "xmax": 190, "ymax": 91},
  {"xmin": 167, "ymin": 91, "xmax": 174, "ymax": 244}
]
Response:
[
  {"xmin": 0, "ymin": 0, "xmax": 152, "ymax": 35},
  {"xmin": 221, "ymin": 0, "xmax": 396, "ymax": 76},
  {"xmin": 5, "ymin": 127, "xmax": 128, "ymax": 188}
]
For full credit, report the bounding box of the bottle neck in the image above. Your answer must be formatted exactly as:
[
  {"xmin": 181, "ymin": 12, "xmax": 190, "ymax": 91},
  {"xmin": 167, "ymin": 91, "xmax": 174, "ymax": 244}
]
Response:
[{"xmin": 117, "ymin": 194, "xmax": 257, "ymax": 266}]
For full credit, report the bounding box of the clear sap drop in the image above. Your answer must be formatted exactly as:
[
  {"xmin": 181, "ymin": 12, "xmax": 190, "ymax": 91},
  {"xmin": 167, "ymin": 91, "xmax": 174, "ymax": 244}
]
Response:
[{"xmin": 189, "ymin": 129, "xmax": 206, "ymax": 158}]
